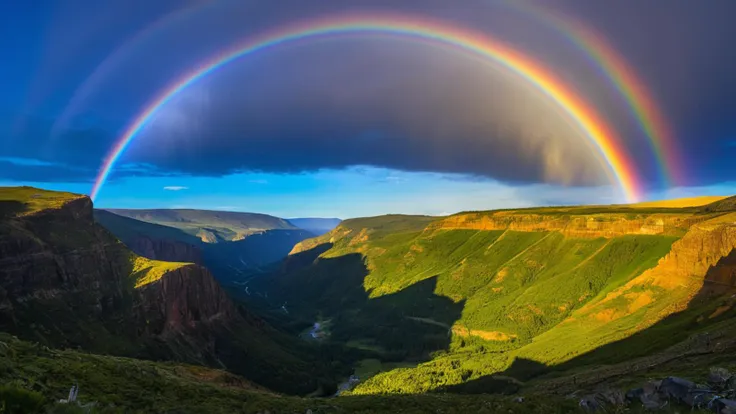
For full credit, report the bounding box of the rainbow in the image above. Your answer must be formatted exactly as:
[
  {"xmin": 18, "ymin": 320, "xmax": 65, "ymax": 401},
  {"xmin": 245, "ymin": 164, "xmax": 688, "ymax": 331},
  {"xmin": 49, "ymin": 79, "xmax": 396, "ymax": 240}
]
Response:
[
  {"xmin": 90, "ymin": 15, "xmax": 645, "ymax": 202},
  {"xmin": 508, "ymin": 2, "xmax": 682, "ymax": 187}
]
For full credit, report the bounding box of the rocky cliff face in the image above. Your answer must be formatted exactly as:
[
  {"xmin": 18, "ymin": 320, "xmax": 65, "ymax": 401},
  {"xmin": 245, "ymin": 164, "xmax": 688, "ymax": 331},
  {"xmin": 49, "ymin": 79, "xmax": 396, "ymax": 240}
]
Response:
[
  {"xmin": 137, "ymin": 264, "xmax": 235, "ymax": 333},
  {"xmin": 127, "ymin": 236, "xmax": 202, "ymax": 264},
  {"xmin": 0, "ymin": 190, "xmax": 333, "ymax": 394},
  {"xmin": 429, "ymin": 211, "xmax": 711, "ymax": 238},
  {"xmin": 0, "ymin": 194, "xmax": 237, "ymax": 359},
  {"xmin": 517, "ymin": 212, "xmax": 736, "ymax": 364}
]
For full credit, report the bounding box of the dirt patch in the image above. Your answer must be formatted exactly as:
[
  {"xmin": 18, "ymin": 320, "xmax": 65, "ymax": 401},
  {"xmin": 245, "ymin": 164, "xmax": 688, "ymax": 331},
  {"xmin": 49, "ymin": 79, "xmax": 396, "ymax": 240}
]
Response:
[
  {"xmin": 410, "ymin": 244, "xmax": 424, "ymax": 252},
  {"xmin": 495, "ymin": 267, "xmax": 509, "ymax": 283},
  {"xmin": 348, "ymin": 228, "xmax": 370, "ymax": 245},
  {"xmin": 594, "ymin": 308, "xmax": 617, "ymax": 322},
  {"xmin": 710, "ymin": 305, "xmax": 731, "ymax": 319},
  {"xmin": 625, "ymin": 292, "xmax": 654, "ymax": 313},
  {"xmin": 492, "ymin": 287, "xmax": 504, "ymax": 293},
  {"xmin": 452, "ymin": 325, "xmax": 517, "ymax": 341},
  {"xmin": 528, "ymin": 304, "xmax": 543, "ymax": 316}
]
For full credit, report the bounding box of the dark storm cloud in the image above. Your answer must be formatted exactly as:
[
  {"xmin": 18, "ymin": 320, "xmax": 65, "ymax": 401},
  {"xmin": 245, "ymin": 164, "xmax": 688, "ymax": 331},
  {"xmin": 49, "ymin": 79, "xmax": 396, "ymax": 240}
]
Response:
[
  {"xmin": 0, "ymin": 115, "xmax": 173, "ymax": 182},
  {"xmin": 3, "ymin": 0, "xmax": 736, "ymax": 188},
  {"xmin": 127, "ymin": 39, "xmax": 609, "ymax": 186},
  {"xmin": 0, "ymin": 160, "xmax": 93, "ymax": 183}
]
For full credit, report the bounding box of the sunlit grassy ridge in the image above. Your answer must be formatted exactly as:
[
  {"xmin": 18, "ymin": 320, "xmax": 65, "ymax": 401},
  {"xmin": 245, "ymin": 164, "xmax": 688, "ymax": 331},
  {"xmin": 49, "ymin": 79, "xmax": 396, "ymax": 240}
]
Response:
[
  {"xmin": 0, "ymin": 186, "xmax": 84, "ymax": 216},
  {"xmin": 131, "ymin": 255, "xmax": 191, "ymax": 287},
  {"xmin": 630, "ymin": 196, "xmax": 729, "ymax": 208},
  {"xmin": 260, "ymin": 197, "xmax": 736, "ymax": 394}
]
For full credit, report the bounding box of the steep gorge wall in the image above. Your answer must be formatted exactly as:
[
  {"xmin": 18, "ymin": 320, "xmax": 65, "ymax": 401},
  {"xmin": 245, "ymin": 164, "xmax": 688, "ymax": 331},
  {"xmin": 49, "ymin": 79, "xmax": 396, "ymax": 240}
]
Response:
[
  {"xmin": 429, "ymin": 211, "xmax": 710, "ymax": 238},
  {"xmin": 519, "ymin": 213, "xmax": 736, "ymax": 363},
  {"xmin": 0, "ymin": 196, "xmax": 237, "ymax": 356},
  {"xmin": 126, "ymin": 236, "xmax": 202, "ymax": 264}
]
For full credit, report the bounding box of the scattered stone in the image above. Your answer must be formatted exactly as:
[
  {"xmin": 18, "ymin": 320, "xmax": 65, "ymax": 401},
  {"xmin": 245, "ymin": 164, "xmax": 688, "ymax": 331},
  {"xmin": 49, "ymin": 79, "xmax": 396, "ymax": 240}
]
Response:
[
  {"xmin": 625, "ymin": 387, "xmax": 644, "ymax": 401},
  {"xmin": 660, "ymin": 376, "xmax": 696, "ymax": 403},
  {"xmin": 513, "ymin": 397, "xmax": 524, "ymax": 403},
  {"xmin": 711, "ymin": 398, "xmax": 736, "ymax": 413},
  {"xmin": 579, "ymin": 395, "xmax": 601, "ymax": 412},
  {"xmin": 710, "ymin": 367, "xmax": 734, "ymax": 387},
  {"xmin": 640, "ymin": 394, "xmax": 664, "ymax": 411},
  {"xmin": 599, "ymin": 388, "xmax": 625, "ymax": 406},
  {"xmin": 306, "ymin": 409, "xmax": 313, "ymax": 414}
]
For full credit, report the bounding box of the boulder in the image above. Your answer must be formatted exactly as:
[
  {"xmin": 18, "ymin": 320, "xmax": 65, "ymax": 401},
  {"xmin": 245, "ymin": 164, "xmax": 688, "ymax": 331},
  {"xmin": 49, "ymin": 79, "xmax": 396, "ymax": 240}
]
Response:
[
  {"xmin": 598, "ymin": 388, "xmax": 625, "ymax": 406},
  {"xmin": 659, "ymin": 376, "xmax": 696, "ymax": 403},
  {"xmin": 579, "ymin": 395, "xmax": 601, "ymax": 412},
  {"xmin": 626, "ymin": 388, "xmax": 644, "ymax": 401},
  {"xmin": 709, "ymin": 368, "xmax": 732, "ymax": 387},
  {"xmin": 712, "ymin": 398, "xmax": 736, "ymax": 414}
]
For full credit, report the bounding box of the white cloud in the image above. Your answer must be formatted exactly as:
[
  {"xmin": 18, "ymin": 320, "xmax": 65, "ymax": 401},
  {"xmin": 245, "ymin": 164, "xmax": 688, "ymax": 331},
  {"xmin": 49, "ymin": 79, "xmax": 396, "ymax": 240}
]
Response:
[{"xmin": 163, "ymin": 186, "xmax": 189, "ymax": 191}]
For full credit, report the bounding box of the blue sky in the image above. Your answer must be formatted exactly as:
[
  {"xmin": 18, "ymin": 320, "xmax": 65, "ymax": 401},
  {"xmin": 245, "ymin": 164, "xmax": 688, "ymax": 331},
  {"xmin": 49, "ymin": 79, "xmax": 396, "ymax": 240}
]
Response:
[{"xmin": 2, "ymin": 0, "xmax": 735, "ymax": 218}]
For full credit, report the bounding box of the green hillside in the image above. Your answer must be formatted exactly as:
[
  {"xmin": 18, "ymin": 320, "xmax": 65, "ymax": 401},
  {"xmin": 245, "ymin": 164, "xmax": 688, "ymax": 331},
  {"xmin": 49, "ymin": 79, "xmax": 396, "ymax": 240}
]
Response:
[
  {"xmin": 105, "ymin": 208, "xmax": 298, "ymax": 242},
  {"xmin": 0, "ymin": 186, "xmax": 85, "ymax": 217},
  {"xmin": 0, "ymin": 333, "xmax": 581, "ymax": 414},
  {"xmin": 251, "ymin": 199, "xmax": 736, "ymax": 394}
]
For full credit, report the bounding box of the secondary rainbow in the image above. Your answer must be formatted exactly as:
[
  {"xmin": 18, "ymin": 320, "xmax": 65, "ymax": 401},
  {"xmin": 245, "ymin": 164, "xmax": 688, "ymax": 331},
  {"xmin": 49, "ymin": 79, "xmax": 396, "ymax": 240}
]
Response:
[
  {"xmin": 508, "ymin": 2, "xmax": 682, "ymax": 186},
  {"xmin": 90, "ymin": 14, "xmax": 645, "ymax": 202}
]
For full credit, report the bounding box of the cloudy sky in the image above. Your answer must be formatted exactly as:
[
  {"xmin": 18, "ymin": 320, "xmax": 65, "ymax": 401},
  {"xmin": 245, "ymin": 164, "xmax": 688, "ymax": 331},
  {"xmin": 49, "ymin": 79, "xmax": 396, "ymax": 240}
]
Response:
[{"xmin": 1, "ymin": 0, "xmax": 734, "ymax": 217}]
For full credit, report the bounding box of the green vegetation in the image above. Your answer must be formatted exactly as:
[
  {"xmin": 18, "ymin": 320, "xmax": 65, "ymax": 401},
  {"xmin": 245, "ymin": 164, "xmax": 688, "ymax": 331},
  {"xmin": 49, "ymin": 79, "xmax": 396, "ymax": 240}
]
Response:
[
  {"xmin": 0, "ymin": 186, "xmax": 83, "ymax": 217},
  {"xmin": 0, "ymin": 333, "xmax": 580, "ymax": 413},
  {"xmin": 130, "ymin": 256, "xmax": 189, "ymax": 287},
  {"xmin": 0, "ymin": 385, "xmax": 45, "ymax": 413},
  {"xmin": 0, "ymin": 187, "xmax": 351, "ymax": 397},
  {"xmin": 250, "ymin": 200, "xmax": 736, "ymax": 395},
  {"xmin": 6, "ymin": 187, "xmax": 736, "ymax": 412}
]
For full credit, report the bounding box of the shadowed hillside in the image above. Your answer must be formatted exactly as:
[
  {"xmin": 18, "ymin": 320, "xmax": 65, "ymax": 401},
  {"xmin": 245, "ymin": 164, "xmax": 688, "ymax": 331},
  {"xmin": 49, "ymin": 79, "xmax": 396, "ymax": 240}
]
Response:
[
  {"xmin": 96, "ymin": 209, "xmax": 316, "ymax": 283},
  {"xmin": 105, "ymin": 208, "xmax": 298, "ymax": 242}
]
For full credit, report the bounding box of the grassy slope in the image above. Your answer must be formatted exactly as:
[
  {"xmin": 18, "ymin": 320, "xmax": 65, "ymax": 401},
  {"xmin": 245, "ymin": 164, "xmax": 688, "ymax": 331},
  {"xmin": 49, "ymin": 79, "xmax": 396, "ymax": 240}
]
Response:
[
  {"xmin": 0, "ymin": 186, "xmax": 84, "ymax": 216},
  {"xmin": 0, "ymin": 333, "xmax": 582, "ymax": 414},
  {"xmin": 259, "ymin": 199, "xmax": 736, "ymax": 394},
  {"xmin": 104, "ymin": 208, "xmax": 297, "ymax": 242},
  {"xmin": 630, "ymin": 196, "xmax": 728, "ymax": 208}
]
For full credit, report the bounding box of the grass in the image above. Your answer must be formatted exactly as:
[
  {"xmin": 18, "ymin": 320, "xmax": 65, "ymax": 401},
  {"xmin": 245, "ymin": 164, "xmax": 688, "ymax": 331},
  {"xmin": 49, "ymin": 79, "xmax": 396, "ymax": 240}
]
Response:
[
  {"xmin": 130, "ymin": 256, "xmax": 191, "ymax": 287},
  {"xmin": 630, "ymin": 196, "xmax": 729, "ymax": 208},
  {"xmin": 0, "ymin": 186, "xmax": 84, "ymax": 216},
  {"xmin": 0, "ymin": 332, "xmax": 580, "ymax": 413},
  {"xmin": 254, "ymin": 201, "xmax": 736, "ymax": 395}
]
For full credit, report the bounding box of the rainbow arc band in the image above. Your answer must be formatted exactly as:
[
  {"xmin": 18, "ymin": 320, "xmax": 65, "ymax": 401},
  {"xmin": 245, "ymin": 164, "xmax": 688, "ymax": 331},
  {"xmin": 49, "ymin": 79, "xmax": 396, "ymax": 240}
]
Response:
[{"xmin": 91, "ymin": 15, "xmax": 644, "ymax": 203}]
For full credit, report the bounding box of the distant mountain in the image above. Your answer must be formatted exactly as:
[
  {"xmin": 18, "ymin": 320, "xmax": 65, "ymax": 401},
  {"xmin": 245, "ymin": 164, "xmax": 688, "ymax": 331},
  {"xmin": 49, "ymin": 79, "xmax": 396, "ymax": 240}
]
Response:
[
  {"xmin": 105, "ymin": 208, "xmax": 297, "ymax": 243},
  {"xmin": 286, "ymin": 217, "xmax": 342, "ymax": 236},
  {"xmin": 97, "ymin": 209, "xmax": 316, "ymax": 282}
]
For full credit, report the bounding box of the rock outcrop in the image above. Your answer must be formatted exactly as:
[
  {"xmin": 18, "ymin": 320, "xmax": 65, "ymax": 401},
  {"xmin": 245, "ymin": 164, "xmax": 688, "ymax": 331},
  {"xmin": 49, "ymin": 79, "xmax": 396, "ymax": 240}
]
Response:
[
  {"xmin": 0, "ymin": 194, "xmax": 234, "ymax": 353},
  {"xmin": 429, "ymin": 211, "xmax": 710, "ymax": 238},
  {"xmin": 0, "ymin": 189, "xmax": 332, "ymax": 394},
  {"xmin": 126, "ymin": 236, "xmax": 202, "ymax": 264}
]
